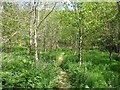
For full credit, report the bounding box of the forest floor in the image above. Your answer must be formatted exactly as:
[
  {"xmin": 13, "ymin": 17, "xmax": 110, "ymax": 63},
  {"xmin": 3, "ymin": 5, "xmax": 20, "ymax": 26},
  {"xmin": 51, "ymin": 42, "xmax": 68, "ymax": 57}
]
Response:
[{"xmin": 2, "ymin": 46, "xmax": 120, "ymax": 88}]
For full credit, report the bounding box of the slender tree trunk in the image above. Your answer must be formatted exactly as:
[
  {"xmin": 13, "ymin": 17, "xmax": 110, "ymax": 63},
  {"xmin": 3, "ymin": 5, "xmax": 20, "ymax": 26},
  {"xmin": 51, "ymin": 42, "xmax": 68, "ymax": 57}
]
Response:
[
  {"xmin": 117, "ymin": 1, "xmax": 120, "ymax": 57},
  {"xmin": 54, "ymin": 29, "xmax": 59, "ymax": 50},
  {"xmin": 109, "ymin": 51, "xmax": 112, "ymax": 62},
  {"xmin": 55, "ymin": 24, "xmax": 60, "ymax": 49},
  {"xmin": 43, "ymin": 6, "xmax": 46, "ymax": 52},
  {"xmin": 116, "ymin": 24, "xmax": 120, "ymax": 56},
  {"xmin": 49, "ymin": 22, "xmax": 52, "ymax": 50},
  {"xmin": 78, "ymin": 24, "xmax": 83, "ymax": 65},
  {"xmin": 117, "ymin": 1, "xmax": 120, "ymax": 12},
  {"xmin": 37, "ymin": 5, "xmax": 40, "ymax": 25},
  {"xmin": 78, "ymin": 8, "xmax": 83, "ymax": 65},
  {"xmin": 33, "ymin": 1, "xmax": 38, "ymax": 65},
  {"xmin": 43, "ymin": 24, "xmax": 46, "ymax": 52},
  {"xmin": 74, "ymin": 4, "xmax": 83, "ymax": 65},
  {"xmin": 29, "ymin": 13, "xmax": 33, "ymax": 54},
  {"xmin": 78, "ymin": 30, "xmax": 80, "ymax": 63},
  {"xmin": 80, "ymin": 26, "xmax": 83, "ymax": 65},
  {"xmin": 50, "ymin": 28, "xmax": 56, "ymax": 50}
]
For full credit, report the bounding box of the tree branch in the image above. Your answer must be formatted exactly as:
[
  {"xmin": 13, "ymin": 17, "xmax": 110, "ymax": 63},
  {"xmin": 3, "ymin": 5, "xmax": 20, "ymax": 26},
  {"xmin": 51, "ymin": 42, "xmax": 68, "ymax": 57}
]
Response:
[
  {"xmin": 1, "ymin": 31, "xmax": 18, "ymax": 44},
  {"xmin": 37, "ymin": 2, "xmax": 57, "ymax": 29}
]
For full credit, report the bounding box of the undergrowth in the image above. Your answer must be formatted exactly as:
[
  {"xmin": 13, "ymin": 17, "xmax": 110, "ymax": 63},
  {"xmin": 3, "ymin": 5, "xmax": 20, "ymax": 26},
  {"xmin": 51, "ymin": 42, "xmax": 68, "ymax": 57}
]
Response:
[{"xmin": 2, "ymin": 46, "xmax": 120, "ymax": 88}]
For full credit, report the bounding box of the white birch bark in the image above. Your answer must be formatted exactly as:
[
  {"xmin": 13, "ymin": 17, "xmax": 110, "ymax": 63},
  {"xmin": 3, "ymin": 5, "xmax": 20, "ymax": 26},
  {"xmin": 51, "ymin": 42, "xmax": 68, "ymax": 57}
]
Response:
[
  {"xmin": 79, "ymin": 26, "xmax": 83, "ymax": 65},
  {"xmin": 33, "ymin": 1, "xmax": 38, "ymax": 65}
]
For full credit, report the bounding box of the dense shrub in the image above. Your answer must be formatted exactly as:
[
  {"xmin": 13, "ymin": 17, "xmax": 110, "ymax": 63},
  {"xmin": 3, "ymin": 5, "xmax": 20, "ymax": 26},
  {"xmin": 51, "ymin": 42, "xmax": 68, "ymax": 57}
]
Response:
[
  {"xmin": 39, "ymin": 48, "xmax": 79, "ymax": 67},
  {"xmin": 60, "ymin": 53, "xmax": 79, "ymax": 70},
  {"xmin": 66, "ymin": 63, "xmax": 109, "ymax": 88},
  {"xmin": 102, "ymin": 70, "xmax": 119, "ymax": 88},
  {"xmin": 64, "ymin": 61, "xmax": 120, "ymax": 88},
  {"xmin": 2, "ymin": 52, "xmax": 59, "ymax": 88},
  {"xmin": 112, "ymin": 53, "xmax": 120, "ymax": 61}
]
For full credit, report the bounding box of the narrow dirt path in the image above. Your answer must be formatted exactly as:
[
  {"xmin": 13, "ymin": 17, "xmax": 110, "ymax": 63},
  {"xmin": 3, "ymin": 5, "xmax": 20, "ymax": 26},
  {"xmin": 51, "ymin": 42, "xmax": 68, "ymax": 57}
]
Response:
[
  {"xmin": 57, "ymin": 52, "xmax": 65, "ymax": 66},
  {"xmin": 50, "ymin": 52, "xmax": 70, "ymax": 88},
  {"xmin": 57, "ymin": 68, "xmax": 70, "ymax": 88}
]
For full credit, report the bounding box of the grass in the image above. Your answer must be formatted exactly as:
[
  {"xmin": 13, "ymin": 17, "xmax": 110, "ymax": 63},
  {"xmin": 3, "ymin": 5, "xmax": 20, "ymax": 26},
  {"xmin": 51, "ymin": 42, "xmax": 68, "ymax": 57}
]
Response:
[{"xmin": 2, "ymin": 46, "xmax": 120, "ymax": 88}]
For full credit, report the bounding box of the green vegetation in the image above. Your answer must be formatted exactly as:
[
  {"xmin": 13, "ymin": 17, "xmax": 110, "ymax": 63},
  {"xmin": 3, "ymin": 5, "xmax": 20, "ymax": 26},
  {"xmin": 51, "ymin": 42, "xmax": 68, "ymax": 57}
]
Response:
[
  {"xmin": 2, "ymin": 47, "xmax": 120, "ymax": 88},
  {"xmin": 2, "ymin": 47, "xmax": 59, "ymax": 88},
  {"xmin": 1, "ymin": 1, "xmax": 120, "ymax": 89}
]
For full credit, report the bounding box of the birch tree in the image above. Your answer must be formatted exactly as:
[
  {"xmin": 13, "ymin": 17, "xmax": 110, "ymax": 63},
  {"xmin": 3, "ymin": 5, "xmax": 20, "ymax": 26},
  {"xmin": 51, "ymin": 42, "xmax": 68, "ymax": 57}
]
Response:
[
  {"xmin": 33, "ymin": 1, "xmax": 38, "ymax": 65},
  {"xmin": 29, "ymin": 3, "xmax": 34, "ymax": 54},
  {"xmin": 32, "ymin": 1, "xmax": 57, "ymax": 65},
  {"xmin": 73, "ymin": 2, "xmax": 84, "ymax": 65}
]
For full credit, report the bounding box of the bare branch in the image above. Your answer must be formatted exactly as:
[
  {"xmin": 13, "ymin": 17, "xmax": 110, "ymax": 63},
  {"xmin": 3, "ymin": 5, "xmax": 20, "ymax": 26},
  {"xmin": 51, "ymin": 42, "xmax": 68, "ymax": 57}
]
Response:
[
  {"xmin": 1, "ymin": 31, "xmax": 18, "ymax": 44},
  {"xmin": 37, "ymin": 2, "xmax": 57, "ymax": 29}
]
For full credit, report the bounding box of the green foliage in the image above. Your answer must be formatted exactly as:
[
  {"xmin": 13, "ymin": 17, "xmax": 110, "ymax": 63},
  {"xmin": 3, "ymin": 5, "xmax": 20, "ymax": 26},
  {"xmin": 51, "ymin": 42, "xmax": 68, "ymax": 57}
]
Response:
[
  {"xmin": 39, "ymin": 48, "xmax": 78, "ymax": 63},
  {"xmin": 2, "ymin": 47, "xmax": 59, "ymax": 88},
  {"xmin": 83, "ymin": 50, "xmax": 110, "ymax": 65},
  {"xmin": 112, "ymin": 53, "xmax": 120, "ymax": 61},
  {"xmin": 2, "ymin": 63, "xmax": 59, "ymax": 88},
  {"xmin": 66, "ymin": 62, "xmax": 119, "ymax": 88},
  {"xmin": 2, "ymin": 46, "xmax": 120, "ymax": 88},
  {"xmin": 2, "ymin": 1, "xmax": 120, "ymax": 88},
  {"xmin": 102, "ymin": 70, "xmax": 119, "ymax": 88},
  {"xmin": 61, "ymin": 50, "xmax": 120, "ymax": 88}
]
